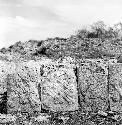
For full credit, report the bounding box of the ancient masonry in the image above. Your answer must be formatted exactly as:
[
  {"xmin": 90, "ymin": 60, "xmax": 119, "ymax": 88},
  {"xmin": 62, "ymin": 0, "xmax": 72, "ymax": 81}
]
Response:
[{"xmin": 0, "ymin": 57, "xmax": 122, "ymax": 114}]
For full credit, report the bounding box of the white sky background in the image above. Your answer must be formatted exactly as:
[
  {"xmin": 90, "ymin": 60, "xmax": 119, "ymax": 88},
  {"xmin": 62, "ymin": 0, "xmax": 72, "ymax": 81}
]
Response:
[{"xmin": 0, "ymin": 0, "xmax": 122, "ymax": 49}]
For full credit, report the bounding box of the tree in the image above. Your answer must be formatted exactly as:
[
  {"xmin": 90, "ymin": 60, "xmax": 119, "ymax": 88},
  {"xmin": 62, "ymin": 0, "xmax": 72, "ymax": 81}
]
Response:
[
  {"xmin": 105, "ymin": 27, "xmax": 116, "ymax": 38},
  {"xmin": 91, "ymin": 21, "xmax": 106, "ymax": 39},
  {"xmin": 114, "ymin": 22, "xmax": 122, "ymax": 39},
  {"xmin": 76, "ymin": 28, "xmax": 89, "ymax": 39}
]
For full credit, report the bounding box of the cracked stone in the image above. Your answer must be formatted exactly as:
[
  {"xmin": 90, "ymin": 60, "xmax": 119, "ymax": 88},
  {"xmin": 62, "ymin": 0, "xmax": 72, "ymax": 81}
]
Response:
[
  {"xmin": 41, "ymin": 60, "xmax": 78, "ymax": 112},
  {"xmin": 7, "ymin": 60, "xmax": 42, "ymax": 114},
  {"xmin": 78, "ymin": 60, "xmax": 108, "ymax": 112}
]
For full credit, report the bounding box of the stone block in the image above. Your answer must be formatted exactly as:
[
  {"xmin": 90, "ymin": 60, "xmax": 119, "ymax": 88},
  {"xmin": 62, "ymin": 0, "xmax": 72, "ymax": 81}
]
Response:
[
  {"xmin": 41, "ymin": 63, "xmax": 78, "ymax": 112},
  {"xmin": 78, "ymin": 61, "xmax": 108, "ymax": 112},
  {"xmin": 7, "ymin": 61, "xmax": 42, "ymax": 114},
  {"xmin": 109, "ymin": 64, "xmax": 122, "ymax": 112}
]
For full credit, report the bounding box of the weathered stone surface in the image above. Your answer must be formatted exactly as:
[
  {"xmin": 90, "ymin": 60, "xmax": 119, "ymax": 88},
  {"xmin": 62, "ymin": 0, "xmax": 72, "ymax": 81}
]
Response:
[
  {"xmin": 5, "ymin": 57, "xmax": 122, "ymax": 115},
  {"xmin": 16, "ymin": 61, "xmax": 41, "ymax": 104},
  {"xmin": 0, "ymin": 113, "xmax": 16, "ymax": 124},
  {"xmin": 7, "ymin": 73, "xmax": 30, "ymax": 114},
  {"xmin": 78, "ymin": 60, "xmax": 108, "ymax": 112},
  {"xmin": 109, "ymin": 64, "xmax": 122, "ymax": 112},
  {"xmin": 41, "ymin": 60, "xmax": 78, "ymax": 112},
  {"xmin": 7, "ymin": 57, "xmax": 79, "ymax": 113},
  {"xmin": 7, "ymin": 60, "xmax": 42, "ymax": 114}
]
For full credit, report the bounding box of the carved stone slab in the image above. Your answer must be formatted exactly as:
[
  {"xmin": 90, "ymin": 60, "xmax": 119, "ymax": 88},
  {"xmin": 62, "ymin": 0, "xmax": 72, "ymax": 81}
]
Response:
[
  {"xmin": 41, "ymin": 63, "xmax": 78, "ymax": 111},
  {"xmin": 7, "ymin": 61, "xmax": 42, "ymax": 114},
  {"xmin": 78, "ymin": 61, "xmax": 108, "ymax": 112}
]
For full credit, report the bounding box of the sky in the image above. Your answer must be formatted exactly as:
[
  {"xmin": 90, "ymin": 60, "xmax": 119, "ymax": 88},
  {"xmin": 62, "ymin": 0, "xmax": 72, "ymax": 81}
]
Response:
[{"xmin": 0, "ymin": 0, "xmax": 122, "ymax": 48}]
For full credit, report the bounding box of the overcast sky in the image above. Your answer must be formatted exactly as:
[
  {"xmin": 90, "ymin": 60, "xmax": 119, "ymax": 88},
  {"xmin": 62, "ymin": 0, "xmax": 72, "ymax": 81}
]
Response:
[{"xmin": 0, "ymin": 0, "xmax": 122, "ymax": 48}]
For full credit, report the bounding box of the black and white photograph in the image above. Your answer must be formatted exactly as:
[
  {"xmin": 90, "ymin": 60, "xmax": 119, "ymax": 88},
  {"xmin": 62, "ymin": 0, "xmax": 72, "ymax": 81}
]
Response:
[{"xmin": 0, "ymin": 0, "xmax": 122, "ymax": 124}]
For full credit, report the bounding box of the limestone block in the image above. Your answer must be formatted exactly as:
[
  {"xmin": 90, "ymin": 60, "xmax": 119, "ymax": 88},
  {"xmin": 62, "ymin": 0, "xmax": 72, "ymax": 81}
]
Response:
[
  {"xmin": 41, "ymin": 63, "xmax": 78, "ymax": 112},
  {"xmin": 78, "ymin": 61, "xmax": 108, "ymax": 112},
  {"xmin": 7, "ymin": 61, "xmax": 42, "ymax": 114},
  {"xmin": 7, "ymin": 73, "xmax": 26, "ymax": 113},
  {"xmin": 16, "ymin": 61, "xmax": 42, "ymax": 111},
  {"xmin": 109, "ymin": 64, "xmax": 122, "ymax": 112},
  {"xmin": 16, "ymin": 61, "xmax": 41, "ymax": 102}
]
